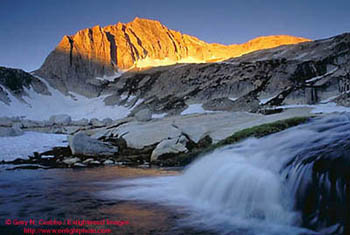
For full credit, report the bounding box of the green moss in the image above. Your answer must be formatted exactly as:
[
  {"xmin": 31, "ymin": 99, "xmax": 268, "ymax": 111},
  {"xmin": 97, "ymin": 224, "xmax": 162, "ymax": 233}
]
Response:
[{"xmin": 216, "ymin": 116, "xmax": 310, "ymax": 147}]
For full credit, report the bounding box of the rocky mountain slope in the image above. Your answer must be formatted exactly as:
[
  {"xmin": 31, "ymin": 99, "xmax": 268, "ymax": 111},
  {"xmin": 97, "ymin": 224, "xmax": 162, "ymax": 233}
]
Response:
[
  {"xmin": 35, "ymin": 17, "xmax": 309, "ymax": 97},
  {"xmin": 2, "ymin": 19, "xmax": 350, "ymax": 120},
  {"xmin": 102, "ymin": 33, "xmax": 350, "ymax": 116},
  {"xmin": 0, "ymin": 66, "xmax": 50, "ymax": 105}
]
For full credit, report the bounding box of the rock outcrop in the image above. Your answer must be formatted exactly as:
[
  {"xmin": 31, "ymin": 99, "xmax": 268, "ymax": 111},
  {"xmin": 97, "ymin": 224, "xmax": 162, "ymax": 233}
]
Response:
[
  {"xmin": 150, "ymin": 136, "xmax": 189, "ymax": 162},
  {"xmin": 49, "ymin": 114, "xmax": 72, "ymax": 126},
  {"xmin": 68, "ymin": 132, "xmax": 118, "ymax": 156},
  {"xmin": 0, "ymin": 66, "xmax": 50, "ymax": 104},
  {"xmin": 86, "ymin": 108, "xmax": 315, "ymax": 165},
  {"xmin": 35, "ymin": 17, "xmax": 309, "ymax": 96}
]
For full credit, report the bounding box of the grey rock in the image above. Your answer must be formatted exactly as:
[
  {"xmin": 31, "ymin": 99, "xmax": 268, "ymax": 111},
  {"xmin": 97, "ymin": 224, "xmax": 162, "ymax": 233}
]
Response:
[
  {"xmin": 103, "ymin": 94, "xmax": 121, "ymax": 106},
  {"xmin": 103, "ymin": 160, "xmax": 114, "ymax": 165},
  {"xmin": 21, "ymin": 120, "xmax": 38, "ymax": 128},
  {"xmin": 0, "ymin": 87, "xmax": 10, "ymax": 105},
  {"xmin": 135, "ymin": 109, "xmax": 152, "ymax": 122},
  {"xmin": 63, "ymin": 157, "xmax": 80, "ymax": 165},
  {"xmin": 73, "ymin": 162, "xmax": 87, "ymax": 167},
  {"xmin": 90, "ymin": 118, "xmax": 105, "ymax": 127},
  {"xmin": 109, "ymin": 120, "xmax": 182, "ymax": 149},
  {"xmin": 72, "ymin": 118, "xmax": 89, "ymax": 126},
  {"xmin": 49, "ymin": 114, "xmax": 72, "ymax": 126},
  {"xmin": 82, "ymin": 158, "xmax": 94, "ymax": 164},
  {"xmin": 68, "ymin": 132, "xmax": 118, "ymax": 156},
  {"xmin": 102, "ymin": 118, "xmax": 113, "ymax": 126},
  {"xmin": 151, "ymin": 136, "xmax": 189, "ymax": 162},
  {"xmin": 102, "ymin": 109, "xmax": 315, "ymax": 151},
  {"xmin": 202, "ymin": 98, "xmax": 236, "ymax": 111},
  {"xmin": 43, "ymin": 120, "xmax": 54, "ymax": 126}
]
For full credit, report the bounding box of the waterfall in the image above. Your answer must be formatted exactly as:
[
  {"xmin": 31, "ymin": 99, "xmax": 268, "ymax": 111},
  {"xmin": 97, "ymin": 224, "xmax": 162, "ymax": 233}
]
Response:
[{"xmin": 101, "ymin": 113, "xmax": 350, "ymax": 234}]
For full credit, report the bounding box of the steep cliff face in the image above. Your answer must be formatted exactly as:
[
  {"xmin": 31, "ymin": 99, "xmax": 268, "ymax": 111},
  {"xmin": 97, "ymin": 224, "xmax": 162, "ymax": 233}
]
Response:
[{"xmin": 35, "ymin": 17, "xmax": 309, "ymax": 96}]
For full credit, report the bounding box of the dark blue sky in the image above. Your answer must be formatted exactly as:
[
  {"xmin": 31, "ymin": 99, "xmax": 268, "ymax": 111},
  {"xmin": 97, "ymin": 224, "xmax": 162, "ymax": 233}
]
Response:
[{"xmin": 1, "ymin": 0, "xmax": 349, "ymax": 72}]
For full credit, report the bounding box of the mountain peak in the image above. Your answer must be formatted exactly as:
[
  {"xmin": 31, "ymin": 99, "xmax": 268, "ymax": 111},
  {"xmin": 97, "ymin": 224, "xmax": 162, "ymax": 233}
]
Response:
[
  {"xmin": 37, "ymin": 18, "xmax": 310, "ymax": 96},
  {"xmin": 132, "ymin": 17, "xmax": 158, "ymax": 23}
]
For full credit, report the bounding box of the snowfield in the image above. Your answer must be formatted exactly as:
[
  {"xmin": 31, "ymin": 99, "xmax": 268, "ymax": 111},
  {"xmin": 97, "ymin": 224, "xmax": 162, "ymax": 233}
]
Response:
[
  {"xmin": 0, "ymin": 132, "xmax": 67, "ymax": 162},
  {"xmin": 0, "ymin": 76, "xmax": 138, "ymax": 121}
]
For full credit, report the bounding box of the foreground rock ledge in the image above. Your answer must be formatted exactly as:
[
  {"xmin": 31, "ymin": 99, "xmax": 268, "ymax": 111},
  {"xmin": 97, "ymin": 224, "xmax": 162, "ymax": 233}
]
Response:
[
  {"xmin": 1, "ymin": 108, "xmax": 317, "ymax": 169},
  {"xmin": 69, "ymin": 108, "xmax": 316, "ymax": 166}
]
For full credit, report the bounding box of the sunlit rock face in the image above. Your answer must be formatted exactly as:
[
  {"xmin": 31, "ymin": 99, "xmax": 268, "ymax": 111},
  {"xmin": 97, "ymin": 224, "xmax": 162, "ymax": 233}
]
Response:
[{"xmin": 35, "ymin": 17, "xmax": 309, "ymax": 96}]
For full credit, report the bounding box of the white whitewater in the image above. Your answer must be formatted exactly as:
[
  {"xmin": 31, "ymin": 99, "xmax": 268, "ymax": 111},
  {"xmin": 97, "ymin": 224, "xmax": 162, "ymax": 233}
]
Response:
[{"xmin": 100, "ymin": 114, "xmax": 350, "ymax": 234}]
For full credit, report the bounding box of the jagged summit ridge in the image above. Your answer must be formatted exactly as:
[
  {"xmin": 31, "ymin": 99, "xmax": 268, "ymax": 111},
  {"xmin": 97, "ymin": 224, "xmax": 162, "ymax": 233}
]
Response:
[{"xmin": 36, "ymin": 17, "xmax": 309, "ymax": 96}]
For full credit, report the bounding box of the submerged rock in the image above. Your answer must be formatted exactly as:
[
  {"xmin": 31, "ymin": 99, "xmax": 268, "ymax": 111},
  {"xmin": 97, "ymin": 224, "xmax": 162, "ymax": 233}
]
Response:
[{"xmin": 68, "ymin": 132, "xmax": 118, "ymax": 156}]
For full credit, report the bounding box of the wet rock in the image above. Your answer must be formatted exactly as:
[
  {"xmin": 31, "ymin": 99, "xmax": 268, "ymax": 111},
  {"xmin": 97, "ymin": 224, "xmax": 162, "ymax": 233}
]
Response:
[
  {"xmin": 63, "ymin": 157, "xmax": 80, "ymax": 165},
  {"xmin": 103, "ymin": 159, "xmax": 114, "ymax": 165},
  {"xmin": 73, "ymin": 162, "xmax": 86, "ymax": 167},
  {"xmin": 82, "ymin": 158, "xmax": 94, "ymax": 164},
  {"xmin": 68, "ymin": 132, "xmax": 118, "ymax": 156}
]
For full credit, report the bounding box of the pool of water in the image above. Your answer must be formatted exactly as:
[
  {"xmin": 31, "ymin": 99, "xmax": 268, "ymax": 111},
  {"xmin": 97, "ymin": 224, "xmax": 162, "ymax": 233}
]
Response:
[{"xmin": 0, "ymin": 166, "xmax": 207, "ymax": 235}]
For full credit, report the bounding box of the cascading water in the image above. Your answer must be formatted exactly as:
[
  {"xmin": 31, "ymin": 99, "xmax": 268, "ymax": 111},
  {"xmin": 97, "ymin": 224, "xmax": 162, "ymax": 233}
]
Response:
[{"xmin": 100, "ymin": 113, "xmax": 350, "ymax": 234}]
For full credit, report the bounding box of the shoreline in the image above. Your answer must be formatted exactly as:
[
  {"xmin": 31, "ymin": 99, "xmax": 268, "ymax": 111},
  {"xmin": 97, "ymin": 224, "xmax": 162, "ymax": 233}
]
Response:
[{"xmin": 1, "ymin": 107, "xmax": 320, "ymax": 170}]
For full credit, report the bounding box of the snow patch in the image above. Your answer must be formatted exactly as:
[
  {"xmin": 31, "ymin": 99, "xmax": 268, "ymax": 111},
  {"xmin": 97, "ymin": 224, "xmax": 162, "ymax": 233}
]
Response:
[
  {"xmin": 0, "ymin": 132, "xmax": 67, "ymax": 162},
  {"xmin": 294, "ymin": 52, "xmax": 308, "ymax": 60},
  {"xmin": 228, "ymin": 97, "xmax": 238, "ymax": 102},
  {"xmin": 181, "ymin": 104, "xmax": 212, "ymax": 115},
  {"xmin": 152, "ymin": 113, "xmax": 167, "ymax": 119},
  {"xmin": 305, "ymin": 67, "xmax": 338, "ymax": 83},
  {"xmin": 96, "ymin": 71, "xmax": 123, "ymax": 81},
  {"xmin": 0, "ymin": 77, "xmax": 133, "ymax": 121},
  {"xmin": 259, "ymin": 95, "xmax": 277, "ymax": 105}
]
